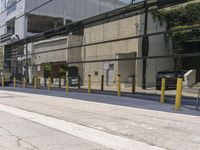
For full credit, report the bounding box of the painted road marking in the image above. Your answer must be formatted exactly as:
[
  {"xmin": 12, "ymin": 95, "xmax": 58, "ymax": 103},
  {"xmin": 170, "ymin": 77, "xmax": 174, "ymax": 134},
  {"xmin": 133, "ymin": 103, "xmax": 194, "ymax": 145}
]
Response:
[{"xmin": 0, "ymin": 104, "xmax": 166, "ymax": 150}]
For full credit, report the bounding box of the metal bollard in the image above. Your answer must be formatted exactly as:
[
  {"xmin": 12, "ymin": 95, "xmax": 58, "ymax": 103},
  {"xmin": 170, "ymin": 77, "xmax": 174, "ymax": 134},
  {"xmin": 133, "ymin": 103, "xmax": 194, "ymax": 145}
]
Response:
[
  {"xmin": 1, "ymin": 76, "xmax": 4, "ymax": 88},
  {"xmin": 101, "ymin": 75, "xmax": 104, "ymax": 91},
  {"xmin": 117, "ymin": 75, "xmax": 121, "ymax": 97},
  {"xmin": 14, "ymin": 77, "xmax": 16, "ymax": 88},
  {"xmin": 59, "ymin": 78, "xmax": 61, "ymax": 88},
  {"xmin": 48, "ymin": 77, "xmax": 51, "ymax": 91},
  {"xmin": 78, "ymin": 76, "xmax": 81, "ymax": 89},
  {"xmin": 38, "ymin": 78, "xmax": 40, "ymax": 88},
  {"xmin": 45, "ymin": 78, "xmax": 47, "ymax": 87},
  {"xmin": 66, "ymin": 77, "xmax": 69, "ymax": 95},
  {"xmin": 132, "ymin": 75, "xmax": 136, "ymax": 94},
  {"xmin": 160, "ymin": 78, "xmax": 166, "ymax": 104},
  {"xmin": 175, "ymin": 78, "xmax": 183, "ymax": 111},
  {"xmin": 88, "ymin": 75, "xmax": 91, "ymax": 94},
  {"xmin": 23, "ymin": 77, "xmax": 26, "ymax": 88}
]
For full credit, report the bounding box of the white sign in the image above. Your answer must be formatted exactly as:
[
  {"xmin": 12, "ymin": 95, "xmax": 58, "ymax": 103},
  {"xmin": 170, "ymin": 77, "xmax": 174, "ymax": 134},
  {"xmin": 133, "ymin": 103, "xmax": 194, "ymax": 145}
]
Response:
[{"xmin": 104, "ymin": 62, "xmax": 109, "ymax": 70}]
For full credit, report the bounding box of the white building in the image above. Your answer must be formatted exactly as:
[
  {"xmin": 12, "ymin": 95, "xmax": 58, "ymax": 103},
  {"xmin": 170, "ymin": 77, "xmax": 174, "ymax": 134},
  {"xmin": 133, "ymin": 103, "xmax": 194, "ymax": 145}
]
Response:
[
  {"xmin": 0, "ymin": 0, "xmax": 133, "ymax": 78},
  {"xmin": 0, "ymin": 0, "xmax": 132, "ymax": 45}
]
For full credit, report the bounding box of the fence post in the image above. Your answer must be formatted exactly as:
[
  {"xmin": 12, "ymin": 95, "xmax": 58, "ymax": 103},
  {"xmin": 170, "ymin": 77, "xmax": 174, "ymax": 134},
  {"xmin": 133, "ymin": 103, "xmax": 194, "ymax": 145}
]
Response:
[
  {"xmin": 88, "ymin": 75, "xmax": 91, "ymax": 94},
  {"xmin": 117, "ymin": 75, "xmax": 121, "ymax": 97},
  {"xmin": 1, "ymin": 76, "xmax": 4, "ymax": 88},
  {"xmin": 101, "ymin": 75, "xmax": 104, "ymax": 91},
  {"xmin": 175, "ymin": 78, "xmax": 183, "ymax": 111},
  {"xmin": 14, "ymin": 77, "xmax": 16, "ymax": 88},
  {"xmin": 48, "ymin": 77, "xmax": 51, "ymax": 91},
  {"xmin": 160, "ymin": 78, "xmax": 166, "ymax": 104},
  {"xmin": 132, "ymin": 75, "xmax": 136, "ymax": 94}
]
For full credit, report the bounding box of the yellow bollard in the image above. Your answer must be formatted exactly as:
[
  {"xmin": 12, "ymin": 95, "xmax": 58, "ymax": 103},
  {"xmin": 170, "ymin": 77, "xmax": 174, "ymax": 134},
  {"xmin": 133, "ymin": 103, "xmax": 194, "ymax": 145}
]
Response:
[
  {"xmin": 160, "ymin": 78, "xmax": 166, "ymax": 104},
  {"xmin": 88, "ymin": 75, "xmax": 91, "ymax": 94},
  {"xmin": 48, "ymin": 77, "xmax": 51, "ymax": 91},
  {"xmin": 1, "ymin": 76, "xmax": 4, "ymax": 88},
  {"xmin": 14, "ymin": 77, "xmax": 16, "ymax": 88},
  {"xmin": 23, "ymin": 77, "xmax": 26, "ymax": 88},
  {"xmin": 117, "ymin": 75, "xmax": 121, "ymax": 97},
  {"xmin": 34, "ymin": 77, "xmax": 37, "ymax": 89},
  {"xmin": 175, "ymin": 78, "xmax": 183, "ymax": 111},
  {"xmin": 66, "ymin": 77, "xmax": 69, "ymax": 95}
]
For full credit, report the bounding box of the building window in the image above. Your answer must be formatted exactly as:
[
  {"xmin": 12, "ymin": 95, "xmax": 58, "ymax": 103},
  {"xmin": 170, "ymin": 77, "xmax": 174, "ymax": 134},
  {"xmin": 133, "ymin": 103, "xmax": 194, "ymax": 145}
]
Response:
[
  {"xmin": 6, "ymin": 19, "xmax": 15, "ymax": 34},
  {"xmin": 5, "ymin": 0, "xmax": 17, "ymax": 15}
]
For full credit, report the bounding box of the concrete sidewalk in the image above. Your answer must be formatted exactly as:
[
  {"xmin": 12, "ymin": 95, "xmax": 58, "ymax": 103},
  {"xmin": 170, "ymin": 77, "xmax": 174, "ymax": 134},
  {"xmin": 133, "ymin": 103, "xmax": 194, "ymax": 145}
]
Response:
[
  {"xmin": 0, "ymin": 110, "xmax": 108, "ymax": 150},
  {"xmin": 0, "ymin": 87, "xmax": 199, "ymax": 150}
]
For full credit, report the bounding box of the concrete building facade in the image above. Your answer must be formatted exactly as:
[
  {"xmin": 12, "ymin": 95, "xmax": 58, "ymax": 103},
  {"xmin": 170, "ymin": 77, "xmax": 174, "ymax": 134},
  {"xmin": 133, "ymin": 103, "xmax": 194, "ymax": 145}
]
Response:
[
  {"xmin": 0, "ymin": 0, "xmax": 130, "ymax": 44},
  {"xmin": 0, "ymin": 0, "xmax": 131, "ymax": 79},
  {"xmin": 30, "ymin": 35, "xmax": 83, "ymax": 82},
  {"xmin": 0, "ymin": 0, "xmax": 176, "ymax": 87},
  {"xmin": 82, "ymin": 13, "xmax": 174, "ymax": 87}
]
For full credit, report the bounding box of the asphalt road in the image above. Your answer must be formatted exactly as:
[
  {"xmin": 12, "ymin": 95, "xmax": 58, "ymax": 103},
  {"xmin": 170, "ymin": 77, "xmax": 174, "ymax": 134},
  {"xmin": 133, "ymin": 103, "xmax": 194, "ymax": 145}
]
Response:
[{"xmin": 0, "ymin": 87, "xmax": 199, "ymax": 150}]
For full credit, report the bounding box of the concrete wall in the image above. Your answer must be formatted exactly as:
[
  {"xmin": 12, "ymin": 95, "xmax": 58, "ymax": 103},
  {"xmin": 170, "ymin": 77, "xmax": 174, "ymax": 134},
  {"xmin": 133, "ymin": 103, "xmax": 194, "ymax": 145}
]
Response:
[
  {"xmin": 32, "ymin": 35, "xmax": 83, "ymax": 79},
  {"xmin": 136, "ymin": 13, "xmax": 174, "ymax": 87},
  {"xmin": 83, "ymin": 13, "xmax": 174, "ymax": 87},
  {"xmin": 33, "ymin": 37, "xmax": 68, "ymax": 65},
  {"xmin": 82, "ymin": 16, "xmax": 140, "ymax": 86}
]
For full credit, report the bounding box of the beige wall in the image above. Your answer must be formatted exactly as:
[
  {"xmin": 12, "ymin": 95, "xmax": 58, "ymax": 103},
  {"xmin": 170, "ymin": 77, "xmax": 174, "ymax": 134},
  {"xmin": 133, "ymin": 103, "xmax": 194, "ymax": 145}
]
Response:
[
  {"xmin": 82, "ymin": 16, "xmax": 140, "ymax": 86},
  {"xmin": 83, "ymin": 13, "xmax": 174, "ymax": 87},
  {"xmin": 33, "ymin": 37, "xmax": 68, "ymax": 65},
  {"xmin": 32, "ymin": 35, "xmax": 83, "ymax": 79}
]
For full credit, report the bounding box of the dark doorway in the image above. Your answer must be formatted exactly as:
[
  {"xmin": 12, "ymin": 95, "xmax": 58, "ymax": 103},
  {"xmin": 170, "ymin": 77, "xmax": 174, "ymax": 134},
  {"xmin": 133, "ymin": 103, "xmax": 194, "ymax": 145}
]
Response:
[{"xmin": 182, "ymin": 40, "xmax": 200, "ymax": 81}]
